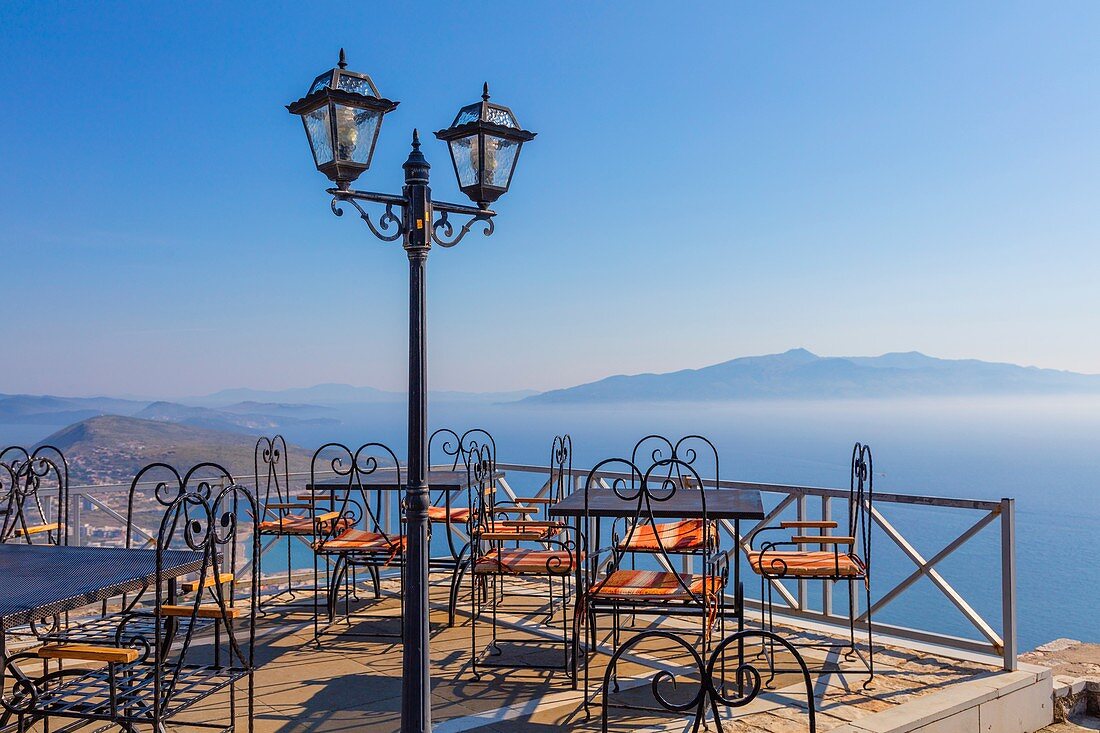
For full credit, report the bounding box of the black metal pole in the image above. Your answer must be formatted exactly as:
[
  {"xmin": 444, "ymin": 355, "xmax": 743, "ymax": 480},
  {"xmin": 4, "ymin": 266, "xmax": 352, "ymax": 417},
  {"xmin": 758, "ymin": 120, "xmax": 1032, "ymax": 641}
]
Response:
[{"xmin": 401, "ymin": 130, "xmax": 433, "ymax": 733}]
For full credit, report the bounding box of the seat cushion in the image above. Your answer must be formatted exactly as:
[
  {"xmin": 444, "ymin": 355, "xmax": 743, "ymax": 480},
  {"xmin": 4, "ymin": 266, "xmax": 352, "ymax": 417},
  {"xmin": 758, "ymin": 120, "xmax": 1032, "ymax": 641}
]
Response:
[
  {"xmin": 589, "ymin": 569, "xmax": 723, "ymax": 601},
  {"xmin": 426, "ymin": 506, "xmax": 471, "ymax": 523},
  {"xmin": 474, "ymin": 548, "xmax": 582, "ymax": 575},
  {"xmin": 317, "ymin": 529, "xmax": 407, "ymax": 555},
  {"xmin": 258, "ymin": 514, "xmax": 313, "ymax": 535},
  {"xmin": 748, "ymin": 550, "xmax": 866, "ymax": 578},
  {"xmin": 617, "ymin": 519, "xmax": 709, "ymax": 553}
]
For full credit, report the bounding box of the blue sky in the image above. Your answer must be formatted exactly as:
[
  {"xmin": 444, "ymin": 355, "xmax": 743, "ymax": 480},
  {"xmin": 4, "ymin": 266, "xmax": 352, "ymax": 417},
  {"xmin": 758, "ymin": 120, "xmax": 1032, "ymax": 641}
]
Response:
[{"xmin": 2, "ymin": 1, "xmax": 1098, "ymax": 397}]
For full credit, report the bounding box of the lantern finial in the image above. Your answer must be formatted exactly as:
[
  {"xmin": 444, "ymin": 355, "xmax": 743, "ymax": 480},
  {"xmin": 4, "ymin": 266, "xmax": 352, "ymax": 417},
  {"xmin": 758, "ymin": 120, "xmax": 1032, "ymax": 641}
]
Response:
[
  {"xmin": 338, "ymin": 48, "xmax": 348, "ymax": 70},
  {"xmin": 412, "ymin": 129, "xmax": 421, "ymax": 150},
  {"xmin": 482, "ymin": 82, "xmax": 490, "ymax": 102}
]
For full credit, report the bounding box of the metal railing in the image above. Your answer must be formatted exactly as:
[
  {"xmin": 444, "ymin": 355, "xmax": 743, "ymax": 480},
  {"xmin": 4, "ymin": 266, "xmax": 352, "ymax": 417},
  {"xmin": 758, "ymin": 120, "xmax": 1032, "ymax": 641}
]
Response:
[
  {"xmin": 495, "ymin": 462, "xmax": 1018, "ymax": 672},
  {"xmin": 55, "ymin": 462, "xmax": 1017, "ymax": 671}
]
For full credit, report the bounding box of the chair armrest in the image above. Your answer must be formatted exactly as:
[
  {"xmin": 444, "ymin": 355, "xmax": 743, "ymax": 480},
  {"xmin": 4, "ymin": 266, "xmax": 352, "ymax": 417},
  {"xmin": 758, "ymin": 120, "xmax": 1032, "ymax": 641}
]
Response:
[
  {"xmin": 12, "ymin": 523, "xmax": 59, "ymax": 537},
  {"xmin": 513, "ymin": 497, "xmax": 554, "ymax": 505},
  {"xmin": 494, "ymin": 520, "xmax": 562, "ymax": 528},
  {"xmin": 157, "ymin": 605, "xmax": 241, "ymax": 620},
  {"xmin": 493, "ymin": 506, "xmax": 540, "ymax": 515},
  {"xmin": 265, "ymin": 502, "xmax": 309, "ymax": 510},
  {"xmin": 791, "ymin": 536, "xmax": 854, "ymax": 545},
  {"xmin": 38, "ymin": 644, "xmax": 139, "ymax": 664},
  {"xmin": 780, "ymin": 520, "xmax": 838, "ymax": 529},
  {"xmin": 314, "ymin": 511, "xmax": 341, "ymax": 523},
  {"xmin": 478, "ymin": 531, "xmax": 547, "ymax": 542},
  {"xmin": 180, "ymin": 573, "xmax": 234, "ymax": 593}
]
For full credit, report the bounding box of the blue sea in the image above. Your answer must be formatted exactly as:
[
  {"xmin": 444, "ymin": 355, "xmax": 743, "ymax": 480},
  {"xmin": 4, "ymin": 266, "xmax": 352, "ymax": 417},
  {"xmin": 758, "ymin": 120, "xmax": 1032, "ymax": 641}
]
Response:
[{"xmin": 7, "ymin": 395, "xmax": 1098, "ymax": 652}]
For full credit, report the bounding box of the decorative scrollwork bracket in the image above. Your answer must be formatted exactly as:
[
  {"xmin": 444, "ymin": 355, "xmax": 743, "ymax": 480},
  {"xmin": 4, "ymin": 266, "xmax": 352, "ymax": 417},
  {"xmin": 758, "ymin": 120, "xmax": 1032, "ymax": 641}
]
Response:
[
  {"xmin": 330, "ymin": 195, "xmax": 404, "ymax": 243},
  {"xmin": 431, "ymin": 209, "xmax": 495, "ymax": 248}
]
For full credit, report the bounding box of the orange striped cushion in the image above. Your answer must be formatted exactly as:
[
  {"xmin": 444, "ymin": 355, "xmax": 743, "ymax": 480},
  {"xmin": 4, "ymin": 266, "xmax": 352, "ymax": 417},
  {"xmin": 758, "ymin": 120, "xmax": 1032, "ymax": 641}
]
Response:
[
  {"xmin": 318, "ymin": 529, "xmax": 407, "ymax": 553},
  {"xmin": 590, "ymin": 570, "xmax": 723, "ymax": 601},
  {"xmin": 618, "ymin": 519, "xmax": 709, "ymax": 552},
  {"xmin": 258, "ymin": 515, "xmax": 313, "ymax": 534},
  {"xmin": 427, "ymin": 506, "xmax": 471, "ymax": 523},
  {"xmin": 474, "ymin": 549, "xmax": 581, "ymax": 575},
  {"xmin": 748, "ymin": 551, "xmax": 865, "ymax": 578}
]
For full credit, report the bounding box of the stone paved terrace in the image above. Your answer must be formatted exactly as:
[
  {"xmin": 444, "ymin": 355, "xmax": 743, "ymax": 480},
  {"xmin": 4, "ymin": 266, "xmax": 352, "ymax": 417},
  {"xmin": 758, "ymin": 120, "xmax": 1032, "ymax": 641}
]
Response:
[{"xmin": 111, "ymin": 575, "xmax": 1032, "ymax": 732}]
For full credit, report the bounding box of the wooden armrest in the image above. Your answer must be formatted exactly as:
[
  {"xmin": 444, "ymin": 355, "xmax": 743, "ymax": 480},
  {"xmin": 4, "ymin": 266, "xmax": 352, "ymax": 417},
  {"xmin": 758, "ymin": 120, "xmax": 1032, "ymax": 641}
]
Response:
[
  {"xmin": 158, "ymin": 604, "xmax": 242, "ymax": 619},
  {"xmin": 265, "ymin": 502, "xmax": 308, "ymax": 510},
  {"xmin": 180, "ymin": 573, "xmax": 234, "ymax": 593},
  {"xmin": 496, "ymin": 520, "xmax": 561, "ymax": 528},
  {"xmin": 513, "ymin": 497, "xmax": 554, "ymax": 505},
  {"xmin": 38, "ymin": 644, "xmax": 139, "ymax": 664},
  {"xmin": 295, "ymin": 494, "xmax": 325, "ymax": 502},
  {"xmin": 13, "ymin": 523, "xmax": 60, "ymax": 537},
  {"xmin": 791, "ymin": 536, "xmax": 855, "ymax": 545},
  {"xmin": 780, "ymin": 521, "xmax": 838, "ymax": 529},
  {"xmin": 314, "ymin": 511, "xmax": 341, "ymax": 523},
  {"xmin": 494, "ymin": 506, "xmax": 539, "ymax": 515},
  {"xmin": 479, "ymin": 531, "xmax": 547, "ymax": 541}
]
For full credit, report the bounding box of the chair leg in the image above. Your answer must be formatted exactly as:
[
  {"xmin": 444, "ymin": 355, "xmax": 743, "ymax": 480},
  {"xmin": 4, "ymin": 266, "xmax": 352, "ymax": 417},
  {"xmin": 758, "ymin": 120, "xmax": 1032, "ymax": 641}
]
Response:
[
  {"xmin": 864, "ymin": 578, "xmax": 875, "ymax": 688},
  {"xmin": 448, "ymin": 557, "xmax": 470, "ymax": 627}
]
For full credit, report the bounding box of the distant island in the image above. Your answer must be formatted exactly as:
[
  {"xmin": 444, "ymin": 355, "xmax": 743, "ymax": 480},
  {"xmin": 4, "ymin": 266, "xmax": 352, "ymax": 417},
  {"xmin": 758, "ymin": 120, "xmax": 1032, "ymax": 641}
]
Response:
[{"xmin": 522, "ymin": 348, "xmax": 1100, "ymax": 403}]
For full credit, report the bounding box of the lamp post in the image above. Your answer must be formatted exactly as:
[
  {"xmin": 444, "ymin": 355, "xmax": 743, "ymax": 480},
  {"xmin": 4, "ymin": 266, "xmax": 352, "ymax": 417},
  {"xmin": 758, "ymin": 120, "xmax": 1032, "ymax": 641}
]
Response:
[{"xmin": 287, "ymin": 50, "xmax": 535, "ymax": 733}]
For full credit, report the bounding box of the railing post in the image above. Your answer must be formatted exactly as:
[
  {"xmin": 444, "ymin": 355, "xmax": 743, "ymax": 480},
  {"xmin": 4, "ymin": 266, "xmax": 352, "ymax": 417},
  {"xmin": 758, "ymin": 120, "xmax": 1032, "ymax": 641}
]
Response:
[
  {"xmin": 1000, "ymin": 498, "xmax": 1017, "ymax": 671},
  {"xmin": 72, "ymin": 493, "xmax": 82, "ymax": 547},
  {"xmin": 821, "ymin": 494, "xmax": 832, "ymax": 617},
  {"xmin": 796, "ymin": 492, "xmax": 808, "ymax": 611}
]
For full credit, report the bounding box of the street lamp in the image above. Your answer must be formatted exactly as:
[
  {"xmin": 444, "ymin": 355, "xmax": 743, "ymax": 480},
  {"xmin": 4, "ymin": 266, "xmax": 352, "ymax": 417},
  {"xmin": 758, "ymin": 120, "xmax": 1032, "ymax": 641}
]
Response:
[{"xmin": 287, "ymin": 50, "xmax": 536, "ymax": 733}]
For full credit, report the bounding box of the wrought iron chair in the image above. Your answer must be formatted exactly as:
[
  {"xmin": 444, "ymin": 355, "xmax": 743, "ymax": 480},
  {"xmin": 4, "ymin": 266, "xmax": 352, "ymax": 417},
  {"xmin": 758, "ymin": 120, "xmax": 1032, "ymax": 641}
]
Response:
[
  {"xmin": 600, "ymin": 629, "xmax": 816, "ymax": 733},
  {"xmin": 747, "ymin": 442, "xmax": 874, "ymax": 685},
  {"xmin": 253, "ymin": 435, "xmax": 316, "ymax": 611},
  {"xmin": 467, "ymin": 435, "xmax": 583, "ymax": 681},
  {"xmin": 0, "ymin": 445, "xmax": 68, "ymax": 546},
  {"xmin": 580, "ymin": 453, "xmax": 733, "ymax": 705},
  {"xmin": 2, "ymin": 475, "xmax": 259, "ymax": 733},
  {"xmin": 37, "ymin": 462, "xmax": 241, "ymax": 647},
  {"xmin": 310, "ymin": 441, "xmax": 406, "ymax": 641}
]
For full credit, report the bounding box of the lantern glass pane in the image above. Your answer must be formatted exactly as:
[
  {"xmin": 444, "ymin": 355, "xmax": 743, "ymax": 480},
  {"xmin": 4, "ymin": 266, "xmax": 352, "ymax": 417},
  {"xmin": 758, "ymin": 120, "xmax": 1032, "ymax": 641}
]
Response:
[
  {"xmin": 308, "ymin": 73, "xmax": 331, "ymax": 95},
  {"xmin": 304, "ymin": 105, "xmax": 333, "ymax": 165},
  {"xmin": 336, "ymin": 73, "xmax": 376, "ymax": 97},
  {"xmin": 449, "ymin": 134, "xmax": 479, "ymax": 187},
  {"xmin": 484, "ymin": 106, "xmax": 518, "ymax": 128},
  {"xmin": 333, "ymin": 104, "xmax": 381, "ymax": 163},
  {"xmin": 453, "ymin": 104, "xmax": 481, "ymax": 126},
  {"xmin": 482, "ymin": 135, "xmax": 519, "ymax": 187}
]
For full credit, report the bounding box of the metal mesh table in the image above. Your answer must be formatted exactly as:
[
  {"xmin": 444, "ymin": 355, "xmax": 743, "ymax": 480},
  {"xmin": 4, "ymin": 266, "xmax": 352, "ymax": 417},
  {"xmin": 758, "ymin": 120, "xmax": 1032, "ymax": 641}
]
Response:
[{"xmin": 0, "ymin": 544, "xmax": 206, "ymax": 631}]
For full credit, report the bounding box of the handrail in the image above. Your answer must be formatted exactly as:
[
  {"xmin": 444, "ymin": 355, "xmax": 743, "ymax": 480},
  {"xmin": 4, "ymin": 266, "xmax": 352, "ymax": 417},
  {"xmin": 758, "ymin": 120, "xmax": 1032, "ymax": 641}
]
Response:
[
  {"xmin": 54, "ymin": 461, "xmax": 1017, "ymax": 672},
  {"xmin": 497, "ymin": 461, "xmax": 1017, "ymax": 672}
]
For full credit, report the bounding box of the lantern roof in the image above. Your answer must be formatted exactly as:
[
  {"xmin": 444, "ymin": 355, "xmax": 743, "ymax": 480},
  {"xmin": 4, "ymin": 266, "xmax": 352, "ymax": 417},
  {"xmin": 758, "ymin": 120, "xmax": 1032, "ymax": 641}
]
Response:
[
  {"xmin": 286, "ymin": 49, "xmax": 398, "ymax": 116},
  {"xmin": 437, "ymin": 84, "xmax": 536, "ymax": 142}
]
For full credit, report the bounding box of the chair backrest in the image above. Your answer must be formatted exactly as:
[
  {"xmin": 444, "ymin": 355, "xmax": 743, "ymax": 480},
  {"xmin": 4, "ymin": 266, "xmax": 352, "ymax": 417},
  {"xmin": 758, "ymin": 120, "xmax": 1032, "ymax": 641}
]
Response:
[
  {"xmin": 630, "ymin": 434, "xmax": 720, "ymax": 488},
  {"xmin": 310, "ymin": 442, "xmax": 401, "ymax": 544},
  {"xmin": 255, "ymin": 435, "xmax": 291, "ymax": 517},
  {"xmin": 464, "ymin": 437, "xmax": 497, "ymax": 535},
  {"xmin": 428, "ymin": 428, "xmax": 496, "ymax": 471},
  {"xmin": 136, "ymin": 479, "xmax": 259, "ymax": 707},
  {"xmin": 583, "ymin": 454, "xmax": 716, "ymax": 603},
  {"xmin": 126, "ymin": 462, "xmax": 235, "ymax": 550},
  {"xmin": 549, "ymin": 434, "xmax": 573, "ymax": 502},
  {"xmin": 849, "ymin": 442, "xmax": 873, "ymax": 567},
  {"xmin": 0, "ymin": 445, "xmax": 69, "ymax": 546}
]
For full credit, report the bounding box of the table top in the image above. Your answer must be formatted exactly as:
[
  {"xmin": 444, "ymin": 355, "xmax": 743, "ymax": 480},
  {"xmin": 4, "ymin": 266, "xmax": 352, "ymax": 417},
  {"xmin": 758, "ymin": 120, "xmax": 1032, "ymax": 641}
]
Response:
[
  {"xmin": 306, "ymin": 467, "xmax": 495, "ymax": 493},
  {"xmin": 0, "ymin": 544, "xmax": 206, "ymax": 628},
  {"xmin": 549, "ymin": 487, "xmax": 764, "ymax": 520}
]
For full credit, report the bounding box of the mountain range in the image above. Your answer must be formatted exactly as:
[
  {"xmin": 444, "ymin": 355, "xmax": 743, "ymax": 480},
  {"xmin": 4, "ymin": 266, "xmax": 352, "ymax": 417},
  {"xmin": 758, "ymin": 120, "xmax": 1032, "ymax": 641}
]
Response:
[{"xmin": 523, "ymin": 348, "xmax": 1100, "ymax": 403}]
